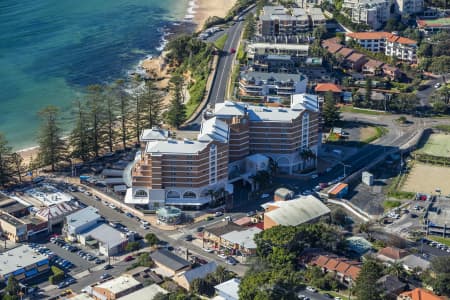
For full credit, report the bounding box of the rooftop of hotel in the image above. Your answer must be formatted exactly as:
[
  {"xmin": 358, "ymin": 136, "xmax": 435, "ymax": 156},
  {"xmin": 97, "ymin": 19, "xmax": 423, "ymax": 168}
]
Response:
[
  {"xmin": 145, "ymin": 139, "xmax": 210, "ymax": 155},
  {"xmin": 140, "ymin": 127, "xmax": 169, "ymax": 142},
  {"xmin": 291, "ymin": 93, "xmax": 320, "ymax": 112},
  {"xmin": 214, "ymin": 101, "xmax": 308, "ymax": 122},
  {"xmin": 0, "ymin": 245, "xmax": 48, "ymax": 277},
  {"xmin": 198, "ymin": 117, "xmax": 229, "ymax": 143}
]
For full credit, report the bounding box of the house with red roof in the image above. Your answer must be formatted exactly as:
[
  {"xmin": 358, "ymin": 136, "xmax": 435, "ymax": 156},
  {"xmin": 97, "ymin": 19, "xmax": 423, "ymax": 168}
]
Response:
[
  {"xmin": 398, "ymin": 288, "xmax": 448, "ymax": 300},
  {"xmin": 345, "ymin": 53, "xmax": 368, "ymax": 71},
  {"xmin": 310, "ymin": 255, "xmax": 361, "ymax": 285}
]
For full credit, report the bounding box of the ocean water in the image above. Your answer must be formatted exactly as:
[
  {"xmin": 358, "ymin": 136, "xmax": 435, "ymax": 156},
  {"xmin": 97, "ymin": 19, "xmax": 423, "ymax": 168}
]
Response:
[{"xmin": 0, "ymin": 0, "xmax": 191, "ymax": 150}]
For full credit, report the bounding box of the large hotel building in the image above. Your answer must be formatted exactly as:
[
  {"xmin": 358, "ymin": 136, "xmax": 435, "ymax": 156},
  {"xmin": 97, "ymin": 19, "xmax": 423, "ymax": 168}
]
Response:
[{"xmin": 126, "ymin": 97, "xmax": 319, "ymax": 209}]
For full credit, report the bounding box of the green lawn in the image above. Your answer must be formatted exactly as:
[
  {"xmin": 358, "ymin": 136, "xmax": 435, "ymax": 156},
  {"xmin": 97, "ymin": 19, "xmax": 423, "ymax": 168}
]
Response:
[
  {"xmin": 340, "ymin": 105, "xmax": 388, "ymax": 115},
  {"xmin": 419, "ymin": 134, "xmax": 450, "ymax": 158},
  {"xmin": 383, "ymin": 200, "xmax": 402, "ymax": 210},
  {"xmin": 429, "ymin": 236, "xmax": 450, "ymax": 247},
  {"xmin": 214, "ymin": 33, "xmax": 228, "ymax": 50}
]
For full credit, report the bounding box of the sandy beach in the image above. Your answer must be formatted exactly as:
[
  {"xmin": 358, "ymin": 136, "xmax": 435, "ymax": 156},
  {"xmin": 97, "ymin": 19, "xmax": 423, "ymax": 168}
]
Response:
[{"xmin": 193, "ymin": 0, "xmax": 237, "ymax": 30}]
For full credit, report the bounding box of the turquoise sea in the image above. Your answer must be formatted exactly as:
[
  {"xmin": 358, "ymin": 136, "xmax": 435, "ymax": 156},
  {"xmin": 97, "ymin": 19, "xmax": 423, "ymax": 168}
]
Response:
[{"xmin": 0, "ymin": 0, "xmax": 191, "ymax": 150}]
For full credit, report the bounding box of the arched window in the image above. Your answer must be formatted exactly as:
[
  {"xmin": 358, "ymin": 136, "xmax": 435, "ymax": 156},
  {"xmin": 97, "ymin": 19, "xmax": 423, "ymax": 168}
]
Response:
[
  {"xmin": 166, "ymin": 191, "xmax": 181, "ymax": 199},
  {"xmin": 134, "ymin": 190, "xmax": 148, "ymax": 198},
  {"xmin": 183, "ymin": 191, "xmax": 197, "ymax": 199}
]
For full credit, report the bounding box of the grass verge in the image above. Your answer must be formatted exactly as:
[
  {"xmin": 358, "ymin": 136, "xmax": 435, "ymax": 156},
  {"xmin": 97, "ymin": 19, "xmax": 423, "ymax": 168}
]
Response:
[
  {"xmin": 362, "ymin": 126, "xmax": 388, "ymax": 144},
  {"xmin": 429, "ymin": 236, "xmax": 450, "ymax": 247},
  {"xmin": 383, "ymin": 200, "xmax": 402, "ymax": 210},
  {"xmin": 340, "ymin": 105, "xmax": 388, "ymax": 116},
  {"xmin": 214, "ymin": 33, "xmax": 228, "ymax": 50}
]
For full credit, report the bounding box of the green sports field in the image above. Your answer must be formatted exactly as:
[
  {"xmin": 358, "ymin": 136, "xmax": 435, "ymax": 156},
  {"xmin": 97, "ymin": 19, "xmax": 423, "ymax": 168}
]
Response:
[{"xmin": 419, "ymin": 134, "xmax": 450, "ymax": 158}]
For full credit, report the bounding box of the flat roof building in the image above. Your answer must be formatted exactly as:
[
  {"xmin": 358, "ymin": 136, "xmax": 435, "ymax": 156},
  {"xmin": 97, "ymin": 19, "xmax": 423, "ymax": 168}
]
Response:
[
  {"xmin": 92, "ymin": 275, "xmax": 142, "ymax": 300},
  {"xmin": 65, "ymin": 206, "xmax": 101, "ymax": 237},
  {"xmin": 118, "ymin": 283, "xmax": 168, "ymax": 300},
  {"xmin": 215, "ymin": 278, "xmax": 241, "ymax": 300},
  {"xmin": 79, "ymin": 223, "xmax": 128, "ymax": 256},
  {"xmin": 0, "ymin": 245, "xmax": 49, "ymax": 282}
]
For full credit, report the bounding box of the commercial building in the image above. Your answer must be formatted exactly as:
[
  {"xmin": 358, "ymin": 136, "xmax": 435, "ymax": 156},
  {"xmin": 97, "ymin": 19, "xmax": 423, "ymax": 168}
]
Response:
[
  {"xmin": 239, "ymin": 71, "xmax": 308, "ymax": 99},
  {"xmin": 91, "ymin": 275, "xmax": 142, "ymax": 300},
  {"xmin": 118, "ymin": 284, "xmax": 168, "ymax": 300},
  {"xmin": 262, "ymin": 195, "xmax": 331, "ymax": 229},
  {"xmin": 346, "ymin": 32, "xmax": 417, "ymax": 63},
  {"xmin": 0, "ymin": 213, "xmax": 28, "ymax": 242},
  {"xmin": 36, "ymin": 202, "xmax": 80, "ymax": 232},
  {"xmin": 150, "ymin": 249, "xmax": 191, "ymax": 277},
  {"xmin": 126, "ymin": 117, "xmax": 231, "ymax": 210},
  {"xmin": 203, "ymin": 222, "xmax": 246, "ymax": 251},
  {"xmin": 343, "ymin": 0, "xmax": 391, "ymax": 29},
  {"xmin": 79, "ymin": 223, "xmax": 128, "ymax": 256},
  {"xmin": 0, "ymin": 245, "xmax": 49, "ymax": 282},
  {"xmin": 220, "ymin": 227, "xmax": 262, "ymax": 257},
  {"xmin": 214, "ymin": 101, "xmax": 319, "ymax": 174},
  {"xmin": 65, "ymin": 206, "xmax": 101, "ymax": 237},
  {"xmin": 174, "ymin": 261, "xmax": 218, "ymax": 290}
]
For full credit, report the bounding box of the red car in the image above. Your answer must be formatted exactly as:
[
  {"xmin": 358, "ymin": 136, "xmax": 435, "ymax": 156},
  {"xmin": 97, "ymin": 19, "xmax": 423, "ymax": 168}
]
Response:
[
  {"xmin": 230, "ymin": 48, "xmax": 236, "ymax": 54},
  {"xmin": 124, "ymin": 256, "xmax": 134, "ymax": 262}
]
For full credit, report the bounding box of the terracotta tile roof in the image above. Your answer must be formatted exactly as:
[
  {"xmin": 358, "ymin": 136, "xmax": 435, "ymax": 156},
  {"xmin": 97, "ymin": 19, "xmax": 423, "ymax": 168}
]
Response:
[
  {"xmin": 315, "ymin": 83, "xmax": 342, "ymax": 93},
  {"xmin": 324, "ymin": 258, "xmax": 341, "ymax": 270},
  {"xmin": 346, "ymin": 31, "xmax": 392, "ymax": 40},
  {"xmin": 311, "ymin": 255, "xmax": 361, "ymax": 280},
  {"xmin": 387, "ymin": 35, "xmax": 417, "ymax": 45},
  {"xmin": 337, "ymin": 47, "xmax": 354, "ymax": 58},
  {"xmin": 323, "ymin": 42, "xmax": 343, "ymax": 54},
  {"xmin": 364, "ymin": 59, "xmax": 385, "ymax": 69},
  {"xmin": 378, "ymin": 246, "xmax": 409, "ymax": 260},
  {"xmin": 335, "ymin": 261, "xmax": 351, "ymax": 274},
  {"xmin": 399, "ymin": 288, "xmax": 447, "ymax": 300},
  {"xmin": 312, "ymin": 255, "xmax": 331, "ymax": 266},
  {"xmin": 346, "ymin": 53, "xmax": 367, "ymax": 63},
  {"xmin": 346, "ymin": 31, "xmax": 416, "ymax": 45},
  {"xmin": 345, "ymin": 265, "xmax": 361, "ymax": 281}
]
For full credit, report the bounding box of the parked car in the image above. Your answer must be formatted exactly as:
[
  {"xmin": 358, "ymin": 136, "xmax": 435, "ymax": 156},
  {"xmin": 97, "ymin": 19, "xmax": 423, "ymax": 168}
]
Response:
[
  {"xmin": 100, "ymin": 273, "xmax": 111, "ymax": 280},
  {"xmin": 184, "ymin": 235, "xmax": 193, "ymax": 241},
  {"xmin": 214, "ymin": 211, "xmax": 223, "ymax": 217},
  {"xmin": 226, "ymin": 256, "xmax": 238, "ymax": 265},
  {"xmin": 103, "ymin": 264, "xmax": 113, "ymax": 270},
  {"xmin": 124, "ymin": 256, "xmax": 134, "ymax": 262},
  {"xmin": 203, "ymin": 248, "xmax": 214, "ymax": 253},
  {"xmin": 306, "ymin": 286, "xmax": 317, "ymax": 293}
]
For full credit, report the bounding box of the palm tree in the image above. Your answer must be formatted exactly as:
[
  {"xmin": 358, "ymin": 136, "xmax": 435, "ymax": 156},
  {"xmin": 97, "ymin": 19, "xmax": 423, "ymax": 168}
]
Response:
[
  {"xmin": 358, "ymin": 221, "xmax": 374, "ymax": 241},
  {"xmin": 387, "ymin": 261, "xmax": 406, "ymax": 279}
]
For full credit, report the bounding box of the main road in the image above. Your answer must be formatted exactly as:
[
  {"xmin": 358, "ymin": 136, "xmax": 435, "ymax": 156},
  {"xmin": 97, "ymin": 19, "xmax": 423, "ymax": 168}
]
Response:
[{"xmin": 190, "ymin": 19, "xmax": 246, "ymax": 127}]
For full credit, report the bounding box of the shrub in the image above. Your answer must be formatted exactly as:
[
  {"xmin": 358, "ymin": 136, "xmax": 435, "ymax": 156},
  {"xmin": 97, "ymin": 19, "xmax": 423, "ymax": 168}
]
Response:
[{"xmin": 49, "ymin": 266, "xmax": 65, "ymax": 284}]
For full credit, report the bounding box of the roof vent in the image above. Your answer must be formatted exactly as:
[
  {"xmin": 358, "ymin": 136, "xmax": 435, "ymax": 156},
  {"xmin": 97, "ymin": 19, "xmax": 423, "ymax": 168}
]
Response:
[{"xmin": 183, "ymin": 138, "xmax": 193, "ymax": 144}]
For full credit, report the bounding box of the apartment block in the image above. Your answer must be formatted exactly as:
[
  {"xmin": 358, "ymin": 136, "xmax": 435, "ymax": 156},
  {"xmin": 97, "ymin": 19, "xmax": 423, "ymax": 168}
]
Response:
[
  {"xmin": 346, "ymin": 32, "xmax": 417, "ymax": 62},
  {"xmin": 239, "ymin": 71, "xmax": 308, "ymax": 100},
  {"xmin": 259, "ymin": 6, "xmax": 326, "ymax": 36},
  {"xmin": 343, "ymin": 0, "xmax": 391, "ymax": 30},
  {"xmin": 126, "ymin": 120, "xmax": 231, "ymax": 209},
  {"xmin": 394, "ymin": 0, "xmax": 423, "ymax": 15},
  {"xmin": 214, "ymin": 100, "xmax": 319, "ymax": 174}
]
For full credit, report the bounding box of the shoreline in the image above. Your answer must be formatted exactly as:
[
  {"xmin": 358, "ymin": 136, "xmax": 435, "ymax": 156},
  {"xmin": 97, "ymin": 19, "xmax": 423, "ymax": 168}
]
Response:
[{"xmin": 16, "ymin": 0, "xmax": 237, "ymax": 162}]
